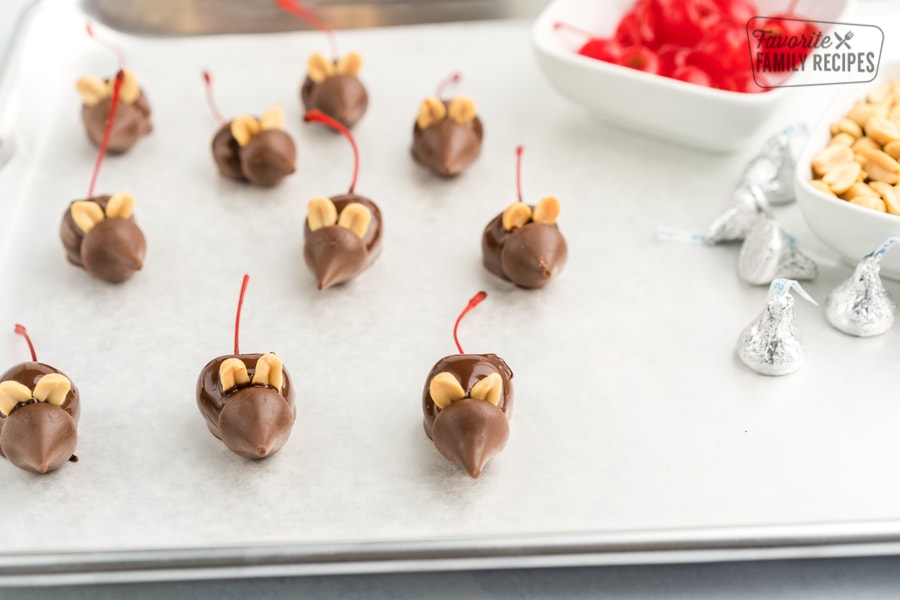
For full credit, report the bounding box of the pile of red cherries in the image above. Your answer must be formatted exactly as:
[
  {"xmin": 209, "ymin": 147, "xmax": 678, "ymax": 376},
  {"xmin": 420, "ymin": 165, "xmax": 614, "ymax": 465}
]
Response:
[{"xmin": 556, "ymin": 0, "xmax": 818, "ymax": 94}]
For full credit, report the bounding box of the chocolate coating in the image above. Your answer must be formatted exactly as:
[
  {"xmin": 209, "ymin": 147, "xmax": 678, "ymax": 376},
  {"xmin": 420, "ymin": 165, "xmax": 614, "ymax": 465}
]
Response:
[
  {"xmin": 0, "ymin": 361, "xmax": 80, "ymax": 474},
  {"xmin": 482, "ymin": 209, "xmax": 567, "ymax": 289},
  {"xmin": 59, "ymin": 195, "xmax": 146, "ymax": 283},
  {"xmin": 211, "ymin": 123, "xmax": 296, "ymax": 187},
  {"xmin": 301, "ymin": 73, "xmax": 368, "ymax": 129},
  {"xmin": 211, "ymin": 123, "xmax": 245, "ymax": 181},
  {"xmin": 303, "ymin": 194, "xmax": 383, "ymax": 290},
  {"xmin": 422, "ymin": 353, "xmax": 513, "ymax": 478},
  {"xmin": 412, "ymin": 101, "xmax": 483, "ymax": 177},
  {"xmin": 196, "ymin": 353, "xmax": 296, "ymax": 459},
  {"xmin": 82, "ymin": 89, "xmax": 152, "ymax": 154}
]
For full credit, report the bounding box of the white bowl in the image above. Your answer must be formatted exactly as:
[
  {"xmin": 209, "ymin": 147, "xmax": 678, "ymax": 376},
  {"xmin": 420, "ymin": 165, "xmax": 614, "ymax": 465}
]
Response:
[
  {"xmin": 532, "ymin": 0, "xmax": 850, "ymax": 152},
  {"xmin": 795, "ymin": 60, "xmax": 900, "ymax": 280}
]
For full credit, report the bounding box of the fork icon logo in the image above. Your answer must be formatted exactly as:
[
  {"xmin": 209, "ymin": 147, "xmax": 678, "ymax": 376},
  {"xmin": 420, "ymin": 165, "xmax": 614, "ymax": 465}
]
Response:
[{"xmin": 834, "ymin": 30, "xmax": 853, "ymax": 50}]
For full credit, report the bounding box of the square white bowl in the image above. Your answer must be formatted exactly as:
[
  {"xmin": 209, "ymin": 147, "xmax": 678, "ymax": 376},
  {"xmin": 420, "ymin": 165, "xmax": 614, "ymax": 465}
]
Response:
[
  {"xmin": 795, "ymin": 60, "xmax": 900, "ymax": 280},
  {"xmin": 532, "ymin": 0, "xmax": 850, "ymax": 152}
]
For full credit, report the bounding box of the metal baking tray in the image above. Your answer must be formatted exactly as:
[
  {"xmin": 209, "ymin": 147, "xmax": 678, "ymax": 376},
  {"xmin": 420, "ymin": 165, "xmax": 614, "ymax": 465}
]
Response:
[{"xmin": 4, "ymin": 0, "xmax": 900, "ymax": 586}]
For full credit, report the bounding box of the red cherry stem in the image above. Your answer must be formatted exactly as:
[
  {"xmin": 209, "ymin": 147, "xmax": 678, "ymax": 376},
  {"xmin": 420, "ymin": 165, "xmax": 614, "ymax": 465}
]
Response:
[
  {"xmin": 453, "ymin": 291, "xmax": 487, "ymax": 355},
  {"xmin": 787, "ymin": 0, "xmax": 799, "ymax": 14},
  {"xmin": 234, "ymin": 274, "xmax": 250, "ymax": 355},
  {"xmin": 86, "ymin": 22, "xmax": 126, "ymax": 70},
  {"xmin": 202, "ymin": 71, "xmax": 225, "ymax": 125},
  {"xmin": 276, "ymin": 0, "xmax": 339, "ymax": 62},
  {"xmin": 515, "ymin": 145, "xmax": 524, "ymax": 204},
  {"xmin": 13, "ymin": 324, "xmax": 37, "ymax": 362},
  {"xmin": 304, "ymin": 109, "xmax": 359, "ymax": 194},
  {"xmin": 435, "ymin": 72, "xmax": 460, "ymax": 99},
  {"xmin": 553, "ymin": 22, "xmax": 597, "ymax": 40},
  {"xmin": 87, "ymin": 70, "xmax": 124, "ymax": 198}
]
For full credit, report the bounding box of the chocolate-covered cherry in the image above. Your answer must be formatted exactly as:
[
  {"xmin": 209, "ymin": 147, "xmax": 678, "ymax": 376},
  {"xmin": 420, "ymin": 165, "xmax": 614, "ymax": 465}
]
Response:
[
  {"xmin": 203, "ymin": 72, "xmax": 296, "ymax": 187},
  {"xmin": 482, "ymin": 147, "xmax": 567, "ymax": 288},
  {"xmin": 0, "ymin": 325, "xmax": 80, "ymax": 474},
  {"xmin": 302, "ymin": 110, "xmax": 382, "ymax": 290},
  {"xmin": 196, "ymin": 275, "xmax": 296, "ymax": 459},
  {"xmin": 62, "ymin": 71, "xmax": 146, "ymax": 283},
  {"xmin": 412, "ymin": 73, "xmax": 483, "ymax": 177},
  {"xmin": 277, "ymin": 0, "xmax": 369, "ymax": 128},
  {"xmin": 60, "ymin": 193, "xmax": 146, "ymax": 283},
  {"xmin": 76, "ymin": 24, "xmax": 151, "ymax": 154},
  {"xmin": 422, "ymin": 292, "xmax": 513, "ymax": 479}
]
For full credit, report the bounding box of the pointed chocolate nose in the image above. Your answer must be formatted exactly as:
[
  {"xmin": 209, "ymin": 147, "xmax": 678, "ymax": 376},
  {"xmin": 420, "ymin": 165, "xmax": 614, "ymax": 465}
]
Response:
[
  {"xmin": 241, "ymin": 129, "xmax": 297, "ymax": 187},
  {"xmin": 431, "ymin": 397, "xmax": 509, "ymax": 478},
  {"xmin": 500, "ymin": 224, "xmax": 568, "ymax": 289},
  {"xmin": 304, "ymin": 226, "xmax": 367, "ymax": 290},
  {"xmin": 0, "ymin": 403, "xmax": 78, "ymax": 474},
  {"xmin": 217, "ymin": 387, "xmax": 294, "ymax": 459},
  {"xmin": 81, "ymin": 218, "xmax": 147, "ymax": 283},
  {"xmin": 315, "ymin": 74, "xmax": 368, "ymax": 128}
]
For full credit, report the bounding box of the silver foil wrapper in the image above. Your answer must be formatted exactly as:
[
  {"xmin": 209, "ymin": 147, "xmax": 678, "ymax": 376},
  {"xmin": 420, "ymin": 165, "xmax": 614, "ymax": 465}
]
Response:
[
  {"xmin": 704, "ymin": 185, "xmax": 770, "ymax": 244},
  {"xmin": 738, "ymin": 218, "xmax": 818, "ymax": 285},
  {"xmin": 739, "ymin": 123, "xmax": 807, "ymax": 207},
  {"xmin": 737, "ymin": 279, "xmax": 818, "ymax": 376},
  {"xmin": 825, "ymin": 238, "xmax": 898, "ymax": 337}
]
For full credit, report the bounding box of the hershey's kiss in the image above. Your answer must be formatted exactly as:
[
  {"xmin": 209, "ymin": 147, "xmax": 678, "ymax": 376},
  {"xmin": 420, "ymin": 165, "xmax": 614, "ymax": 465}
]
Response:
[
  {"xmin": 705, "ymin": 185, "xmax": 770, "ymax": 244},
  {"xmin": 739, "ymin": 123, "xmax": 807, "ymax": 207},
  {"xmin": 736, "ymin": 278, "xmax": 818, "ymax": 376},
  {"xmin": 738, "ymin": 218, "xmax": 818, "ymax": 285},
  {"xmin": 825, "ymin": 237, "xmax": 899, "ymax": 337}
]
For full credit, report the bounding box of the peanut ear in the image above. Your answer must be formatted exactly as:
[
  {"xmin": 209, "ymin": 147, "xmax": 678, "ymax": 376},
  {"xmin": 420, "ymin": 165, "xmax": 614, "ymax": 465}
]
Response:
[
  {"xmin": 308, "ymin": 53, "xmax": 335, "ymax": 83},
  {"xmin": 307, "ymin": 197, "xmax": 338, "ymax": 231},
  {"xmin": 32, "ymin": 374, "xmax": 72, "ymax": 406},
  {"xmin": 337, "ymin": 203, "xmax": 372, "ymax": 239},
  {"xmin": 416, "ymin": 97, "xmax": 446, "ymax": 129},
  {"xmin": 71, "ymin": 201, "xmax": 105, "ymax": 233},
  {"xmin": 429, "ymin": 372, "xmax": 465, "ymax": 410},
  {"xmin": 252, "ymin": 353, "xmax": 283, "ymax": 390},
  {"xmin": 120, "ymin": 68, "xmax": 140, "ymax": 104},
  {"xmin": 501, "ymin": 202, "xmax": 532, "ymax": 231},
  {"xmin": 0, "ymin": 380, "xmax": 32, "ymax": 416},
  {"xmin": 106, "ymin": 192, "xmax": 135, "ymax": 219},
  {"xmin": 447, "ymin": 95, "xmax": 477, "ymax": 124},
  {"xmin": 76, "ymin": 75, "xmax": 108, "ymax": 106},
  {"xmin": 219, "ymin": 357, "xmax": 250, "ymax": 393},
  {"xmin": 469, "ymin": 372, "xmax": 502, "ymax": 406},
  {"xmin": 230, "ymin": 115, "xmax": 260, "ymax": 147},
  {"xmin": 533, "ymin": 196, "xmax": 560, "ymax": 225},
  {"xmin": 337, "ymin": 52, "xmax": 362, "ymax": 76},
  {"xmin": 260, "ymin": 105, "xmax": 285, "ymax": 131}
]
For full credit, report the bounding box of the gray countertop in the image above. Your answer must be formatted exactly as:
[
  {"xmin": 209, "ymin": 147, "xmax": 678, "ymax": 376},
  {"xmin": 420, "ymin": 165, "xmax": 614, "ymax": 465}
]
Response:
[{"xmin": 4, "ymin": 0, "xmax": 900, "ymax": 597}]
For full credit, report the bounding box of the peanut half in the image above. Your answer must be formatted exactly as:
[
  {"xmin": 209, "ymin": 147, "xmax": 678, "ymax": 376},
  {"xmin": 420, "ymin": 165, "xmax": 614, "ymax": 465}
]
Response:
[
  {"xmin": 447, "ymin": 96, "xmax": 477, "ymax": 124},
  {"xmin": 32, "ymin": 374, "xmax": 71, "ymax": 406},
  {"xmin": 0, "ymin": 380, "xmax": 32, "ymax": 416},
  {"xmin": 429, "ymin": 372, "xmax": 466, "ymax": 410},
  {"xmin": 337, "ymin": 52, "xmax": 362, "ymax": 76},
  {"xmin": 469, "ymin": 372, "xmax": 502, "ymax": 406},
  {"xmin": 308, "ymin": 53, "xmax": 335, "ymax": 83},
  {"xmin": 71, "ymin": 201, "xmax": 105, "ymax": 233},
  {"xmin": 501, "ymin": 202, "xmax": 532, "ymax": 231},
  {"xmin": 106, "ymin": 192, "xmax": 135, "ymax": 219},
  {"xmin": 307, "ymin": 197, "xmax": 338, "ymax": 231},
  {"xmin": 337, "ymin": 203, "xmax": 372, "ymax": 239},
  {"xmin": 251, "ymin": 353, "xmax": 283, "ymax": 391},
  {"xmin": 219, "ymin": 357, "xmax": 250, "ymax": 393},
  {"xmin": 230, "ymin": 115, "xmax": 260, "ymax": 147},
  {"xmin": 416, "ymin": 97, "xmax": 446, "ymax": 129}
]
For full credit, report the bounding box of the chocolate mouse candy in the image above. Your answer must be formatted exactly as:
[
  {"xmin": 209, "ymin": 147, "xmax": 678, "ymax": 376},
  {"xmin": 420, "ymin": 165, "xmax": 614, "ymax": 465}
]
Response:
[
  {"xmin": 482, "ymin": 197, "xmax": 567, "ymax": 289},
  {"xmin": 0, "ymin": 361, "xmax": 80, "ymax": 474},
  {"xmin": 211, "ymin": 106, "xmax": 296, "ymax": 187},
  {"xmin": 412, "ymin": 96, "xmax": 483, "ymax": 177},
  {"xmin": 422, "ymin": 353, "xmax": 513, "ymax": 478},
  {"xmin": 196, "ymin": 353, "xmax": 295, "ymax": 459},
  {"xmin": 59, "ymin": 192, "xmax": 146, "ymax": 283},
  {"xmin": 304, "ymin": 194, "xmax": 382, "ymax": 290},
  {"xmin": 301, "ymin": 53, "xmax": 368, "ymax": 129},
  {"xmin": 76, "ymin": 69, "xmax": 152, "ymax": 154}
]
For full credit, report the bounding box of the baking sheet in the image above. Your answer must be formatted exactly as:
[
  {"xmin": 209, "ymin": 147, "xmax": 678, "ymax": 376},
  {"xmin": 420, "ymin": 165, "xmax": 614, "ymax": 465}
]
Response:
[{"xmin": 4, "ymin": 0, "xmax": 900, "ymax": 585}]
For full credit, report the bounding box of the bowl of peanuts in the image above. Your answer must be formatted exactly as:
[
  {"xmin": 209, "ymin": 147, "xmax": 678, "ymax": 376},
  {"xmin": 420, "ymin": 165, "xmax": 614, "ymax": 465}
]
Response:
[{"xmin": 796, "ymin": 70, "xmax": 900, "ymax": 278}]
